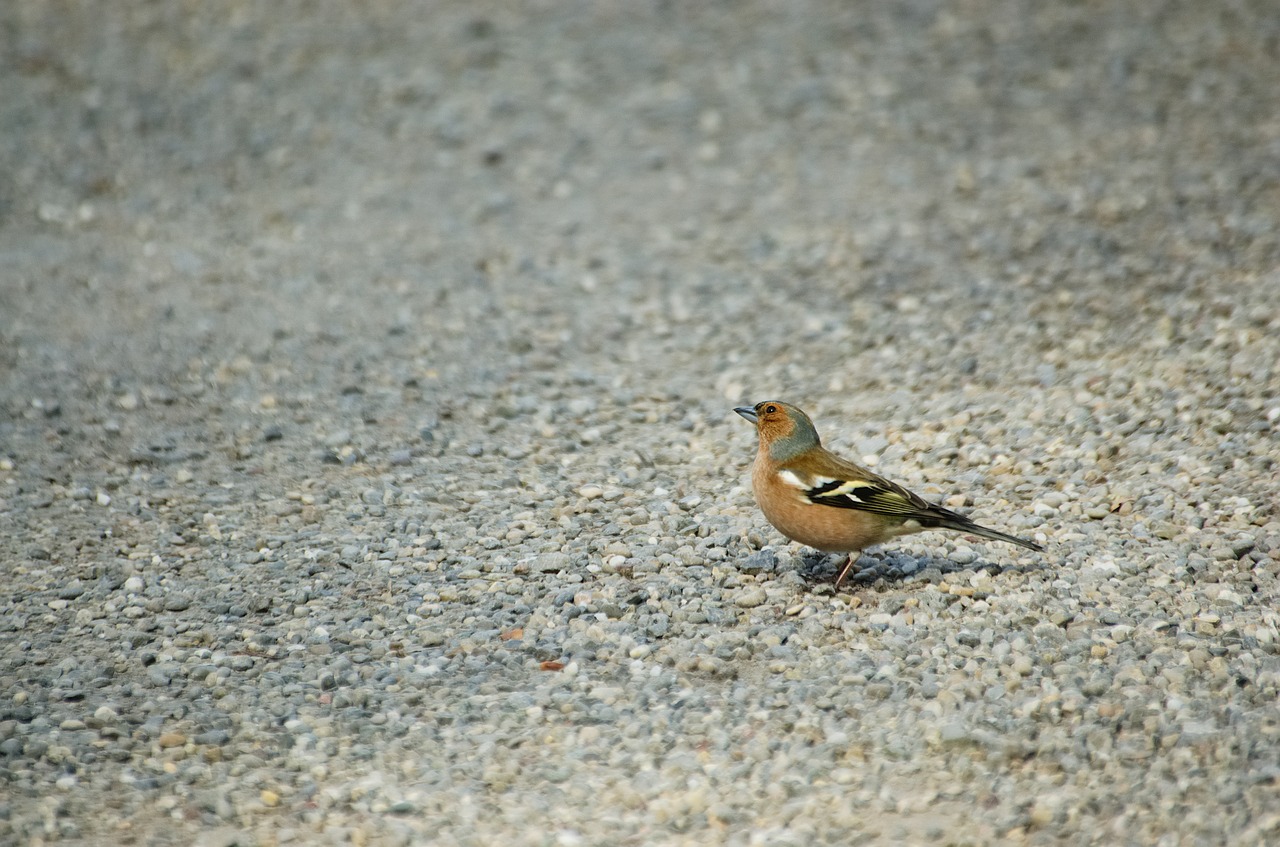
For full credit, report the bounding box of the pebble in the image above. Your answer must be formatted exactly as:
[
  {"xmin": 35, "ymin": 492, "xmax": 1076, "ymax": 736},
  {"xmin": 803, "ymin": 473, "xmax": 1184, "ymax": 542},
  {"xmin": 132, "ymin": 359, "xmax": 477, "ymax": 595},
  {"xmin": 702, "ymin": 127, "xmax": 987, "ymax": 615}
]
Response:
[
  {"xmin": 58, "ymin": 580, "xmax": 86, "ymax": 599},
  {"xmin": 536, "ymin": 553, "xmax": 573, "ymax": 573},
  {"xmin": 155, "ymin": 731, "xmax": 186, "ymax": 748},
  {"xmin": 420, "ymin": 629, "xmax": 447, "ymax": 647},
  {"xmin": 164, "ymin": 594, "xmax": 193, "ymax": 611},
  {"xmin": 740, "ymin": 550, "xmax": 779, "ymax": 574}
]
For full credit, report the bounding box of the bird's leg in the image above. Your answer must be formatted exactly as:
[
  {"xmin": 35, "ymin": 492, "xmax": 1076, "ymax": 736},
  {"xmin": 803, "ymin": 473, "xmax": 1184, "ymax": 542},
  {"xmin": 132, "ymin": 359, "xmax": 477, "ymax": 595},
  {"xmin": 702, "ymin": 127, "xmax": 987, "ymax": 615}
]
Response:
[{"xmin": 833, "ymin": 553, "xmax": 860, "ymax": 589}]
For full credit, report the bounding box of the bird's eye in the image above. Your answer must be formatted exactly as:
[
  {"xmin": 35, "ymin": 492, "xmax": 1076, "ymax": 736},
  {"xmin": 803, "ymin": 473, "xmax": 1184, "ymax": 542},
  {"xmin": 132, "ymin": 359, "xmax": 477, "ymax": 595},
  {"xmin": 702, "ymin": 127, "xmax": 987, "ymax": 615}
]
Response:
[{"xmin": 765, "ymin": 405, "xmax": 777, "ymax": 414}]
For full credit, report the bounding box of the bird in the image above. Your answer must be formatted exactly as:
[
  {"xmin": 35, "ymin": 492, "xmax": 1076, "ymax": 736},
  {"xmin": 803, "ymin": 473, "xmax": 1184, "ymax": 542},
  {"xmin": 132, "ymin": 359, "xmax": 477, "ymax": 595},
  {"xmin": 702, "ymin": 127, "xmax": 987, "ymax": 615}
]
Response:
[{"xmin": 734, "ymin": 400, "xmax": 1043, "ymax": 588}]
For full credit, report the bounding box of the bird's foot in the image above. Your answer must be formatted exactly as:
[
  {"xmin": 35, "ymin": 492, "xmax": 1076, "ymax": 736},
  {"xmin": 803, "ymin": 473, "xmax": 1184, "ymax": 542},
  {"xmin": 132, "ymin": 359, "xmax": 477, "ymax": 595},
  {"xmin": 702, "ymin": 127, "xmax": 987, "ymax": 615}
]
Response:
[{"xmin": 833, "ymin": 553, "xmax": 860, "ymax": 590}]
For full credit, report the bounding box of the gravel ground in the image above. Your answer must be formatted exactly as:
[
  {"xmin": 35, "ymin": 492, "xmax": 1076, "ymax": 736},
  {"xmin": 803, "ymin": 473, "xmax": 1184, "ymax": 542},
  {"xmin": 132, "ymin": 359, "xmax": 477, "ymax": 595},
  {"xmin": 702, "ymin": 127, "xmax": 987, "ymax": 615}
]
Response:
[{"xmin": 3, "ymin": 2, "xmax": 1280, "ymax": 845}]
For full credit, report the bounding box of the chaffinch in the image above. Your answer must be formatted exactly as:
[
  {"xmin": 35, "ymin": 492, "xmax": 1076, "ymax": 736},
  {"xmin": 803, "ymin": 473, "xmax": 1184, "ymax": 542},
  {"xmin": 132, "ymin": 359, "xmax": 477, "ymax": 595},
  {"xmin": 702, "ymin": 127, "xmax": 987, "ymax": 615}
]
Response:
[{"xmin": 735, "ymin": 400, "xmax": 1043, "ymax": 587}]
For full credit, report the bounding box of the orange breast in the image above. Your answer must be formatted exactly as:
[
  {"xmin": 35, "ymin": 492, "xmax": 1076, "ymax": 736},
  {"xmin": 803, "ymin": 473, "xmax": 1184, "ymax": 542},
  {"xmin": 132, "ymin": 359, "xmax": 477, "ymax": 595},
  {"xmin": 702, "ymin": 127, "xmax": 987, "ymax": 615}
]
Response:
[{"xmin": 751, "ymin": 460, "xmax": 911, "ymax": 552}]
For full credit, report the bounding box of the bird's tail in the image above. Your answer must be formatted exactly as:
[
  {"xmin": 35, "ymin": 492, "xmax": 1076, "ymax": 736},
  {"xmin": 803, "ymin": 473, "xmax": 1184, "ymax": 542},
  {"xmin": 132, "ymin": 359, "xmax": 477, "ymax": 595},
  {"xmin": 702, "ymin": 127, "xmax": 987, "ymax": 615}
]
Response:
[{"xmin": 934, "ymin": 515, "xmax": 1043, "ymax": 553}]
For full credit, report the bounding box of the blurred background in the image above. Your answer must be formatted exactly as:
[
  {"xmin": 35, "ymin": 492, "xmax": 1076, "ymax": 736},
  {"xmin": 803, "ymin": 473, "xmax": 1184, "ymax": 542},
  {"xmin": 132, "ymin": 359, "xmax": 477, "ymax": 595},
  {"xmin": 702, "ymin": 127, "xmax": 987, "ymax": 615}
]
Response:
[{"xmin": 5, "ymin": 1, "xmax": 1277, "ymax": 414}]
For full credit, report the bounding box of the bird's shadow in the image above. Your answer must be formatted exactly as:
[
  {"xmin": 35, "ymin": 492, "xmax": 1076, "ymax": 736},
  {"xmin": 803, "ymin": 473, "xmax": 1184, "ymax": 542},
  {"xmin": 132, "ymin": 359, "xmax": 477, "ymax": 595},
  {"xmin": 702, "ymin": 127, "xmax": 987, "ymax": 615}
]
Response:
[{"xmin": 796, "ymin": 550, "xmax": 1045, "ymax": 591}]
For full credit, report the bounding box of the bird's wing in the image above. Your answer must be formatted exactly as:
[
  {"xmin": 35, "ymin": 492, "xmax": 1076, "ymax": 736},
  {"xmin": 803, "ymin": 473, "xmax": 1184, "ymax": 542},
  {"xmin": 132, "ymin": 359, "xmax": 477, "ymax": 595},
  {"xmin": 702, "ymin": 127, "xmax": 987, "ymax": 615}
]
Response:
[
  {"xmin": 778, "ymin": 453, "xmax": 944, "ymax": 522},
  {"xmin": 778, "ymin": 449, "xmax": 1043, "ymax": 551}
]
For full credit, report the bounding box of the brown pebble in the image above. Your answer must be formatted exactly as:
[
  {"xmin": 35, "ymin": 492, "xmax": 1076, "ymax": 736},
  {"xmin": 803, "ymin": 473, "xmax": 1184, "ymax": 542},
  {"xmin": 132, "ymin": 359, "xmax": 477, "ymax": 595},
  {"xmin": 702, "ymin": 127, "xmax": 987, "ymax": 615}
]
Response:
[{"xmin": 158, "ymin": 732, "xmax": 187, "ymax": 748}]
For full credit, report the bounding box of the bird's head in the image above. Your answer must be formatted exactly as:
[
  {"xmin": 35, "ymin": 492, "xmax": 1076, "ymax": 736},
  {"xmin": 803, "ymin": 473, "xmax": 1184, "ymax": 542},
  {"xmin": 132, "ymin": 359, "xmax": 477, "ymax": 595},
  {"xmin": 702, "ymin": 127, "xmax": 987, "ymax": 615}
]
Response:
[{"xmin": 734, "ymin": 400, "xmax": 820, "ymax": 462}]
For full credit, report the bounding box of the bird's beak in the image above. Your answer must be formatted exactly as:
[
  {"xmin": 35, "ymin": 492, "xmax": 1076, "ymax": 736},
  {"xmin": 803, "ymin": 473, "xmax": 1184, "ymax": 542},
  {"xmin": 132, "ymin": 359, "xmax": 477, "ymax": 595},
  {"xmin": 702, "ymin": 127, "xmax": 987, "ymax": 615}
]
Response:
[{"xmin": 734, "ymin": 406, "xmax": 758, "ymax": 424}]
